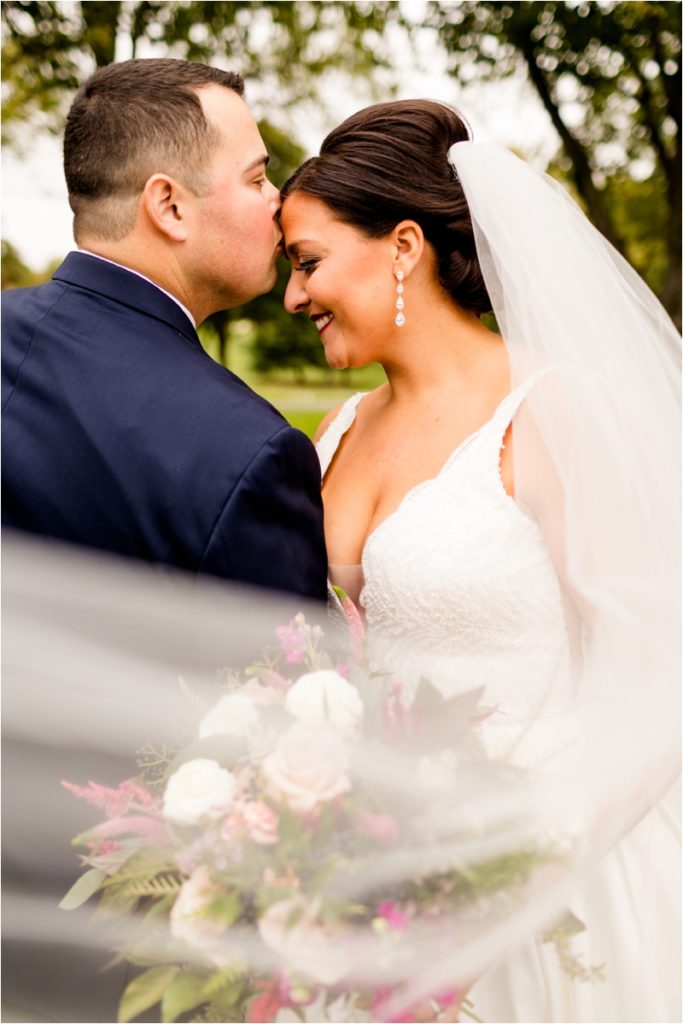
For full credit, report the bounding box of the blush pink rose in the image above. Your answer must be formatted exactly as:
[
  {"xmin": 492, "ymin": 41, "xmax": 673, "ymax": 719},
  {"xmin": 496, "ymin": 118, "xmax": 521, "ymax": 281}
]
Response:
[
  {"xmin": 262, "ymin": 725, "xmax": 351, "ymax": 814},
  {"xmin": 243, "ymin": 799, "xmax": 279, "ymax": 845}
]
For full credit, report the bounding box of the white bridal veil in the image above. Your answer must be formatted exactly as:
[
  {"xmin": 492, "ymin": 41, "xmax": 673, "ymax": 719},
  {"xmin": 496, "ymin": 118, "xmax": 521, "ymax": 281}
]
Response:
[
  {"xmin": 2, "ymin": 147, "xmax": 680, "ymax": 1024},
  {"xmin": 448, "ymin": 141, "xmax": 681, "ymax": 813},
  {"xmin": 448, "ymin": 141, "xmax": 682, "ymax": 1017}
]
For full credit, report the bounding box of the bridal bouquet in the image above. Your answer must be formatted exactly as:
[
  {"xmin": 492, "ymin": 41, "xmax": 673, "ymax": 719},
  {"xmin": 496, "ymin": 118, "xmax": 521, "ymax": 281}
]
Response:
[{"xmin": 61, "ymin": 603, "xmax": 568, "ymax": 1023}]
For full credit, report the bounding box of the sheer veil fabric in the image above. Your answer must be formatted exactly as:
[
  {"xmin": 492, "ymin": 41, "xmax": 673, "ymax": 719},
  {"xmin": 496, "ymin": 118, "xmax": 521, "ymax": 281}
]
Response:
[
  {"xmin": 447, "ymin": 142, "xmax": 681, "ymax": 1020},
  {"xmin": 1, "ymin": 147, "xmax": 680, "ymax": 1023},
  {"xmin": 447, "ymin": 141, "xmax": 680, "ymax": 809}
]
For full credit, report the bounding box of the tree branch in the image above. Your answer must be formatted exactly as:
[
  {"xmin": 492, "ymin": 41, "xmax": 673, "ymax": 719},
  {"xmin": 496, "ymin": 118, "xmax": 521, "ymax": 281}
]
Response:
[{"xmin": 518, "ymin": 42, "xmax": 626, "ymax": 254}]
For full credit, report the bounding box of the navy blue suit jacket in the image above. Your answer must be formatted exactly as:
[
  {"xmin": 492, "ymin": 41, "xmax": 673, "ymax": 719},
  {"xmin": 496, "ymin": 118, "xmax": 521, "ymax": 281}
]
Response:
[{"xmin": 1, "ymin": 252, "xmax": 327, "ymax": 599}]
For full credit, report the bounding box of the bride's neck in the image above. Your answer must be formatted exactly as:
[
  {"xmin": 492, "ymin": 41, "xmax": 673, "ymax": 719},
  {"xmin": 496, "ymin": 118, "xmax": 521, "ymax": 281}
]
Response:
[{"xmin": 380, "ymin": 300, "xmax": 504, "ymax": 402}]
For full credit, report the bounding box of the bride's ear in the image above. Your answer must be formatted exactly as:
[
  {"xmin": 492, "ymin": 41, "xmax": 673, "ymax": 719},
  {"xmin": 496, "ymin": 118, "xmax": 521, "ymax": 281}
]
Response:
[{"xmin": 391, "ymin": 221, "xmax": 424, "ymax": 277}]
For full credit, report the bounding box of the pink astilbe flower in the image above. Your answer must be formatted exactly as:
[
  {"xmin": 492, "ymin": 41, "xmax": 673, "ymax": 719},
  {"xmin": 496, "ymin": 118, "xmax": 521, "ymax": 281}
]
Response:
[
  {"xmin": 275, "ymin": 619, "xmax": 307, "ymax": 663},
  {"xmin": 337, "ymin": 590, "xmax": 366, "ymax": 660},
  {"xmin": 377, "ymin": 900, "xmax": 409, "ymax": 930},
  {"xmin": 247, "ymin": 976, "xmax": 292, "ymax": 1023},
  {"xmin": 89, "ymin": 815, "xmax": 169, "ymax": 844},
  {"xmin": 381, "ymin": 682, "xmax": 414, "ymax": 744},
  {"xmin": 83, "ymin": 839, "xmax": 121, "ymax": 857},
  {"xmin": 371, "ymin": 983, "xmax": 462, "ymax": 1022},
  {"xmin": 62, "ymin": 778, "xmax": 158, "ymax": 817},
  {"xmin": 370, "ymin": 986, "xmax": 415, "ymax": 1023}
]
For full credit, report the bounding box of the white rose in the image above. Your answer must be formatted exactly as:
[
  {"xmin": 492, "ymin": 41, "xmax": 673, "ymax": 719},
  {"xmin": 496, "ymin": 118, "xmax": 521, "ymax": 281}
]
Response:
[
  {"xmin": 259, "ymin": 897, "xmax": 351, "ymax": 985},
  {"xmin": 199, "ymin": 693, "xmax": 259, "ymax": 739},
  {"xmin": 285, "ymin": 670, "xmax": 364, "ymax": 733},
  {"xmin": 262, "ymin": 725, "xmax": 351, "ymax": 814},
  {"xmin": 170, "ymin": 864, "xmax": 244, "ymax": 969},
  {"xmin": 163, "ymin": 758, "xmax": 236, "ymax": 826}
]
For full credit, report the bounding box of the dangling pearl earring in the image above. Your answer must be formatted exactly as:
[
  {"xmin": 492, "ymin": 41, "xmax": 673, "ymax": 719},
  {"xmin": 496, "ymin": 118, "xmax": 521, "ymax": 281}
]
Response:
[{"xmin": 394, "ymin": 269, "xmax": 405, "ymax": 327}]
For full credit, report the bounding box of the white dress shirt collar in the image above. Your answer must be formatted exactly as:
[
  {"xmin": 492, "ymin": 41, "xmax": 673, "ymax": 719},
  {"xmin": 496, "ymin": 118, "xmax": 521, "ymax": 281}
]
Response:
[{"xmin": 77, "ymin": 249, "xmax": 196, "ymax": 328}]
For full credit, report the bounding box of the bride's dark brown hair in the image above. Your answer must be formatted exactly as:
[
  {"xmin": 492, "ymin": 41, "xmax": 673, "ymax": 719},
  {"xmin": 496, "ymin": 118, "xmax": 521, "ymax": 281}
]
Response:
[{"xmin": 281, "ymin": 99, "xmax": 492, "ymax": 316}]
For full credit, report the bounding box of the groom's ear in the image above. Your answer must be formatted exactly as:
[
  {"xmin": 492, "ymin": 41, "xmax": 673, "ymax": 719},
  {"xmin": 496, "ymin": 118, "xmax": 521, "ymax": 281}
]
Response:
[
  {"xmin": 141, "ymin": 174, "xmax": 190, "ymax": 242},
  {"xmin": 391, "ymin": 221, "xmax": 423, "ymax": 275}
]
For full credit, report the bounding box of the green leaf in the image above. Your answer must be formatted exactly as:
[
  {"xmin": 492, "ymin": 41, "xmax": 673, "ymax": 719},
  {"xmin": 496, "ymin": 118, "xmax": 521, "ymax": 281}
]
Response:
[
  {"xmin": 93, "ymin": 884, "xmax": 138, "ymax": 920},
  {"xmin": 59, "ymin": 868, "xmax": 106, "ymax": 910},
  {"xmin": 118, "ymin": 965, "xmax": 180, "ymax": 1023},
  {"xmin": 101, "ymin": 845, "xmax": 177, "ymax": 884},
  {"xmin": 546, "ymin": 908, "xmax": 587, "ymax": 938},
  {"xmin": 285, "ymin": 904, "xmax": 305, "ymax": 930},
  {"xmin": 161, "ymin": 969, "xmax": 209, "ymax": 1023},
  {"xmin": 208, "ymin": 888, "xmax": 241, "ymax": 928}
]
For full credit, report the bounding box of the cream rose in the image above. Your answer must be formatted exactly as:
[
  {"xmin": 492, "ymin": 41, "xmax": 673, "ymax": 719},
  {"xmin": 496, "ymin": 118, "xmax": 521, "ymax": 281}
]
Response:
[
  {"xmin": 199, "ymin": 693, "xmax": 259, "ymax": 740},
  {"xmin": 170, "ymin": 864, "xmax": 244, "ymax": 969},
  {"xmin": 259, "ymin": 897, "xmax": 351, "ymax": 985},
  {"xmin": 285, "ymin": 669, "xmax": 364, "ymax": 733},
  {"xmin": 262, "ymin": 725, "xmax": 351, "ymax": 814},
  {"xmin": 163, "ymin": 758, "xmax": 236, "ymax": 826}
]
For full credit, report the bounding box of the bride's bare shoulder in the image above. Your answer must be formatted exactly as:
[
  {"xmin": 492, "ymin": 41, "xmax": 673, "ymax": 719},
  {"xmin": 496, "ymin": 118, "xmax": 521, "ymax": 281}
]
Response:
[
  {"xmin": 314, "ymin": 403, "xmax": 346, "ymax": 444},
  {"xmin": 313, "ymin": 385, "xmax": 386, "ymax": 444}
]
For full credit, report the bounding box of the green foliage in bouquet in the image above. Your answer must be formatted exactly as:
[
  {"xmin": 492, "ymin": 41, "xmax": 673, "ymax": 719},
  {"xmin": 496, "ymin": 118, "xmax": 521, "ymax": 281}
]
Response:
[{"xmin": 61, "ymin": 609, "xmax": 574, "ymax": 1023}]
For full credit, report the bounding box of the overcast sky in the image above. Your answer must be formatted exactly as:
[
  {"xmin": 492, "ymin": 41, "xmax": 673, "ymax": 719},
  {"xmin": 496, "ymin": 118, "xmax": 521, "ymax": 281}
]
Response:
[{"xmin": 2, "ymin": 24, "xmax": 557, "ymax": 271}]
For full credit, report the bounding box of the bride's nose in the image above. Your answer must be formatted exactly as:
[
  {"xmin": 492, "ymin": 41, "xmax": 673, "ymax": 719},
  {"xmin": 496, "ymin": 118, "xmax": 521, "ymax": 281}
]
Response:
[{"xmin": 284, "ymin": 273, "xmax": 310, "ymax": 314}]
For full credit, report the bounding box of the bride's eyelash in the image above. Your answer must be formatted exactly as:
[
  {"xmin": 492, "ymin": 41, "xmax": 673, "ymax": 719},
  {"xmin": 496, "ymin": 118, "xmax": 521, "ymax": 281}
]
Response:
[{"xmin": 296, "ymin": 258, "xmax": 319, "ymax": 273}]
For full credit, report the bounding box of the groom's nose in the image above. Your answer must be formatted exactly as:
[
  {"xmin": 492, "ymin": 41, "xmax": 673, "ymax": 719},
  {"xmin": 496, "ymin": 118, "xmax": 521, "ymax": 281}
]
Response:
[{"xmin": 284, "ymin": 273, "xmax": 310, "ymax": 314}]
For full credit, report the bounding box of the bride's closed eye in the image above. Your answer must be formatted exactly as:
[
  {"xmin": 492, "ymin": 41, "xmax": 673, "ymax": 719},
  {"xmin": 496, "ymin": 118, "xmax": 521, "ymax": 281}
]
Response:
[{"xmin": 295, "ymin": 258, "xmax": 320, "ymax": 273}]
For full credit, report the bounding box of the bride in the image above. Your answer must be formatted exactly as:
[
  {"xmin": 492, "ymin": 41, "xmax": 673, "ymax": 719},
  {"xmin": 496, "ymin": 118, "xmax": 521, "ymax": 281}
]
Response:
[{"xmin": 279, "ymin": 100, "xmax": 681, "ymax": 1022}]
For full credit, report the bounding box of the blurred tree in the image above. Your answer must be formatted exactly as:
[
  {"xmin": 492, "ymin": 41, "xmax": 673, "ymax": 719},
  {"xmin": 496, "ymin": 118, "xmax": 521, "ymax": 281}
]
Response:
[
  {"xmin": 1, "ymin": 1, "xmax": 400, "ymax": 372},
  {"xmin": 1, "ymin": 0, "xmax": 401, "ymax": 145},
  {"xmin": 2, "ymin": 243, "xmax": 62, "ymax": 289},
  {"xmin": 1, "ymin": 239, "xmax": 37, "ymax": 288},
  {"xmin": 426, "ymin": 1, "xmax": 681, "ymax": 323}
]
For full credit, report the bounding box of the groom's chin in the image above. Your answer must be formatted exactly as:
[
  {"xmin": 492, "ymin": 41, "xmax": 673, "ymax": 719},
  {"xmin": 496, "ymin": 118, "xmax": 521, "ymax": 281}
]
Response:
[{"xmin": 257, "ymin": 262, "xmax": 279, "ymax": 297}]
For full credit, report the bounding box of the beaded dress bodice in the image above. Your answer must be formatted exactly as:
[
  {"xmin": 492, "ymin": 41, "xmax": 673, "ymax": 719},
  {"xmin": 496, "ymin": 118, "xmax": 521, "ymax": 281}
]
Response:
[{"xmin": 317, "ymin": 372, "xmax": 575, "ymax": 761}]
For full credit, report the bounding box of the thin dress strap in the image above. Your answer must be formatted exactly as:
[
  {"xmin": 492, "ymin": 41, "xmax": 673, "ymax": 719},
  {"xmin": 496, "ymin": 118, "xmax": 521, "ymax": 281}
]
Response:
[
  {"xmin": 484, "ymin": 367, "xmax": 556, "ymax": 450},
  {"xmin": 316, "ymin": 392, "xmax": 366, "ymax": 478}
]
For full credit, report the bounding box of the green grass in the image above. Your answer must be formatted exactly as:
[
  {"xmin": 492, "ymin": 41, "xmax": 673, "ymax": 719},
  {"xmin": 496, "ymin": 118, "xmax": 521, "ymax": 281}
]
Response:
[
  {"xmin": 283, "ymin": 408, "xmax": 328, "ymax": 438},
  {"xmin": 200, "ymin": 328, "xmax": 386, "ymax": 439}
]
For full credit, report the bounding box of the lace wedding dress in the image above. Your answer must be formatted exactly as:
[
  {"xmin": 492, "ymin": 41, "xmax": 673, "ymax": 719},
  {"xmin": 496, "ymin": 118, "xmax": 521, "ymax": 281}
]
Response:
[{"xmin": 318, "ymin": 373, "xmax": 681, "ymax": 1023}]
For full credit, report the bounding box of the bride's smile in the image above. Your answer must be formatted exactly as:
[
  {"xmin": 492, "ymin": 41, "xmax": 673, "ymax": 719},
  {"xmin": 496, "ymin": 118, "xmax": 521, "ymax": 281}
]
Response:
[{"xmin": 281, "ymin": 192, "xmax": 409, "ymax": 369}]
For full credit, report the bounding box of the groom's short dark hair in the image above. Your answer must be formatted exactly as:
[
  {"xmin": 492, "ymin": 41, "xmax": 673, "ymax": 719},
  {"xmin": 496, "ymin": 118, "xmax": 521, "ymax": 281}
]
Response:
[{"xmin": 64, "ymin": 59, "xmax": 244, "ymax": 243}]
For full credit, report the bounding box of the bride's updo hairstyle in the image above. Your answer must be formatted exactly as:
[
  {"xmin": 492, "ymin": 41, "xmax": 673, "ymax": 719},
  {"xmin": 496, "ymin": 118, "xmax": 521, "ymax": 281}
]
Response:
[{"xmin": 281, "ymin": 100, "xmax": 492, "ymax": 315}]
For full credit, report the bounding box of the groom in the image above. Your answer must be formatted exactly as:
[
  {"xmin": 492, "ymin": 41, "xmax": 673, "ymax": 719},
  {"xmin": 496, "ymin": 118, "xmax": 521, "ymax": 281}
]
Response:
[{"xmin": 1, "ymin": 58, "xmax": 326, "ymax": 600}]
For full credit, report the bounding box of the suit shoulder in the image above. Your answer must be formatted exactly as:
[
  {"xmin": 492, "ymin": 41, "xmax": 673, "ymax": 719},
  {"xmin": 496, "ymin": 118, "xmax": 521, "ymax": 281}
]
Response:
[
  {"xmin": 2, "ymin": 279, "xmax": 68, "ymax": 322},
  {"xmin": 191, "ymin": 355, "xmax": 288, "ymax": 431}
]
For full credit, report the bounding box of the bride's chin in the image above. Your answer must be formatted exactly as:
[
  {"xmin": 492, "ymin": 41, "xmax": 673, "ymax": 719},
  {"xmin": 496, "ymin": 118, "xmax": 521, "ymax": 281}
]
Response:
[{"xmin": 324, "ymin": 348, "xmax": 350, "ymax": 371}]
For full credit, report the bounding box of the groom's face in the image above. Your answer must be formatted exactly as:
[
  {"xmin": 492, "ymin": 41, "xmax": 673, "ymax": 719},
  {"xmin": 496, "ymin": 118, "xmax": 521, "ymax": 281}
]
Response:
[{"xmin": 185, "ymin": 86, "xmax": 282, "ymax": 313}]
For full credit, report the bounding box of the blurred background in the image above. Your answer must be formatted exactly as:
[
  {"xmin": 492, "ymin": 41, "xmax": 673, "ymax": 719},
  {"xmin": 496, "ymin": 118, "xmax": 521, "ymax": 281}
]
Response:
[{"xmin": 2, "ymin": 0, "xmax": 680, "ymax": 436}]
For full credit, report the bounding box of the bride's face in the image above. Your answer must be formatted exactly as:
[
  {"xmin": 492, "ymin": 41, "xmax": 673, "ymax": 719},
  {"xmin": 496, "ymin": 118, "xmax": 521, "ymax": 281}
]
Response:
[{"xmin": 281, "ymin": 193, "xmax": 395, "ymax": 369}]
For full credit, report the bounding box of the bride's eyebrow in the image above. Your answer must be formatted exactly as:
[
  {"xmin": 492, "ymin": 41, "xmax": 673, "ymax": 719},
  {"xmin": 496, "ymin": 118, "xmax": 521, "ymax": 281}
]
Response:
[{"xmin": 285, "ymin": 240, "xmax": 317, "ymax": 258}]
